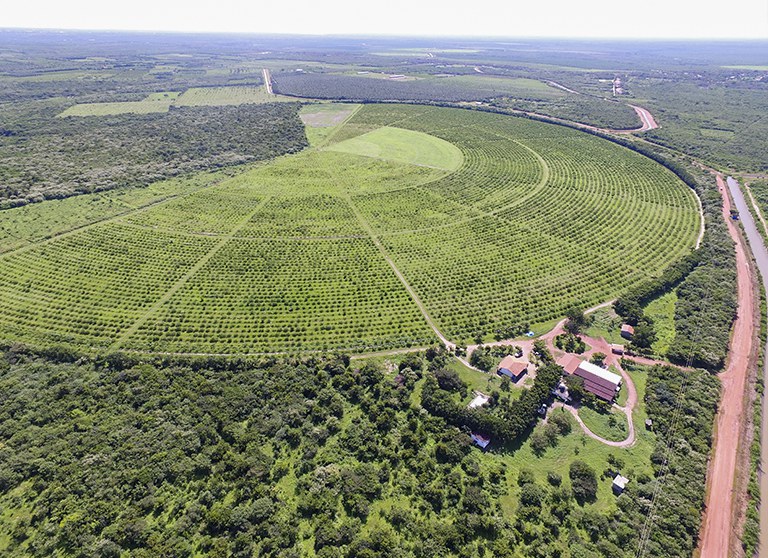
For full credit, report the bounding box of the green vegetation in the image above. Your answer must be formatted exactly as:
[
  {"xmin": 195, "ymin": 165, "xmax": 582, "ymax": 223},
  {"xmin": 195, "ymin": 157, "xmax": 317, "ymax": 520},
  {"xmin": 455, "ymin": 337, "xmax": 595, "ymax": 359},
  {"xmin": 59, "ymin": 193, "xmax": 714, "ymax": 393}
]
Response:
[
  {"xmin": 326, "ymin": 126, "xmax": 463, "ymax": 170},
  {"xmin": 0, "ymin": 103, "xmax": 307, "ymax": 207},
  {"xmin": 578, "ymin": 406, "xmax": 629, "ymax": 442},
  {"xmin": 0, "ymin": 347, "xmax": 709, "ymax": 558},
  {"xmin": 57, "ymin": 91, "xmax": 180, "ymax": 116},
  {"xmin": 643, "ymin": 291, "xmax": 677, "ymax": 355},
  {"xmin": 175, "ymin": 86, "xmax": 296, "ymax": 106},
  {"xmin": 0, "ymin": 104, "xmax": 700, "ymax": 354},
  {"xmin": 615, "ymin": 362, "xmax": 720, "ymax": 557}
]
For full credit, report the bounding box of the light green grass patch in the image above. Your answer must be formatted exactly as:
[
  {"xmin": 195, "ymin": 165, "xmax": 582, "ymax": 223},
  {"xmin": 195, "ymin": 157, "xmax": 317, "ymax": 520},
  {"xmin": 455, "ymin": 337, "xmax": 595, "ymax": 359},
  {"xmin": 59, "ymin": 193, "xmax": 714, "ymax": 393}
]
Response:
[
  {"xmin": 700, "ymin": 127, "xmax": 735, "ymax": 140},
  {"xmin": 58, "ymin": 100, "xmax": 171, "ymax": 117},
  {"xmin": 58, "ymin": 91, "xmax": 179, "ymax": 117},
  {"xmin": 174, "ymin": 86, "xmax": 295, "ymax": 106},
  {"xmin": 643, "ymin": 290, "xmax": 677, "ymax": 355},
  {"xmin": 723, "ymin": 65, "xmax": 768, "ymax": 71},
  {"xmin": 578, "ymin": 405, "xmax": 629, "ymax": 442},
  {"xmin": 585, "ymin": 307, "xmax": 624, "ymax": 344},
  {"xmin": 326, "ymin": 126, "xmax": 463, "ymax": 171},
  {"xmin": 445, "ymin": 75, "xmax": 565, "ymax": 98}
]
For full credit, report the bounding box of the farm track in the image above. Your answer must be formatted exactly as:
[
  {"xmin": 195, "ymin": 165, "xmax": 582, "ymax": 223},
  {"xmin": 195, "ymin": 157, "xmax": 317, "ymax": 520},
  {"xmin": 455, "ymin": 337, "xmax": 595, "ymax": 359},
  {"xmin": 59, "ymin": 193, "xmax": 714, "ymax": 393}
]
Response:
[
  {"xmin": 324, "ymin": 161, "xmax": 450, "ymax": 349},
  {"xmin": 262, "ymin": 68, "xmax": 273, "ymax": 95},
  {"xmin": 108, "ymin": 195, "xmax": 276, "ymax": 351},
  {"xmin": 698, "ymin": 175, "xmax": 757, "ymax": 558}
]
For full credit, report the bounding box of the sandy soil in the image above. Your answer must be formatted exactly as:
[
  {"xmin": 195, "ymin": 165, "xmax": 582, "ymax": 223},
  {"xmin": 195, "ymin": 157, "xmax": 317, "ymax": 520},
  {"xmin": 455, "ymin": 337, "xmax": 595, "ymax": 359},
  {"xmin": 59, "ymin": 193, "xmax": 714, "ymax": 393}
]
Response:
[{"xmin": 698, "ymin": 174, "xmax": 755, "ymax": 558}]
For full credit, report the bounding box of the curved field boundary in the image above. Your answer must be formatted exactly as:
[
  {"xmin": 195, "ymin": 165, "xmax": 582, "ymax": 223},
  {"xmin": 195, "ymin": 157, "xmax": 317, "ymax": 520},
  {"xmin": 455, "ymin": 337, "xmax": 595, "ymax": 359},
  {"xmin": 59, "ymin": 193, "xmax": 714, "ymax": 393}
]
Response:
[{"xmin": 0, "ymin": 104, "xmax": 702, "ymax": 356}]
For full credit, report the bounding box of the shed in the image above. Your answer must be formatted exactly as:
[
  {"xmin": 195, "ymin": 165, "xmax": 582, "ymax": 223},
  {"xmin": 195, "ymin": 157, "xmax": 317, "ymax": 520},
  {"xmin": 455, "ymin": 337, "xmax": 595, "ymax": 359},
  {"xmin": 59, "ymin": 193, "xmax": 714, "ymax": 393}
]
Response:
[
  {"xmin": 611, "ymin": 343, "xmax": 625, "ymax": 355},
  {"xmin": 621, "ymin": 324, "xmax": 635, "ymax": 340},
  {"xmin": 497, "ymin": 355, "xmax": 528, "ymax": 381},
  {"xmin": 612, "ymin": 474, "xmax": 629, "ymax": 495},
  {"xmin": 645, "ymin": 418, "xmax": 653, "ymax": 430},
  {"xmin": 471, "ymin": 433, "xmax": 491, "ymax": 449},
  {"xmin": 573, "ymin": 360, "xmax": 622, "ymax": 401}
]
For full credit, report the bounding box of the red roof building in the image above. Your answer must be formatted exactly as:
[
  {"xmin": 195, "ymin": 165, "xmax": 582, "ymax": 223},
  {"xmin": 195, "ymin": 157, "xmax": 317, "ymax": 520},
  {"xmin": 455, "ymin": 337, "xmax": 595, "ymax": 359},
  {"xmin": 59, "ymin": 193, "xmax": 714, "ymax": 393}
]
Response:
[
  {"xmin": 558, "ymin": 353, "xmax": 582, "ymax": 375},
  {"xmin": 497, "ymin": 355, "xmax": 528, "ymax": 381},
  {"xmin": 621, "ymin": 324, "xmax": 635, "ymax": 340},
  {"xmin": 573, "ymin": 361, "xmax": 622, "ymax": 401}
]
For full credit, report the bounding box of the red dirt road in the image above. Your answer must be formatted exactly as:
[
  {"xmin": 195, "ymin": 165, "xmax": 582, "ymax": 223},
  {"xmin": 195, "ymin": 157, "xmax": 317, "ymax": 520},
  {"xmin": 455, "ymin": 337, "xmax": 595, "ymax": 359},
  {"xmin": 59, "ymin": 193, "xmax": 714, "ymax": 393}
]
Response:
[{"xmin": 699, "ymin": 174, "xmax": 754, "ymax": 558}]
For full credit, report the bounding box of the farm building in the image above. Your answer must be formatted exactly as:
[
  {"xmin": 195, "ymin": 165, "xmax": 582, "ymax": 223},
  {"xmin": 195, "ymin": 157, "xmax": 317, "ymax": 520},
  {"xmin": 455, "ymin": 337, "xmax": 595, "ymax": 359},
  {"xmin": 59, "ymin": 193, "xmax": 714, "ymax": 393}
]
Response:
[
  {"xmin": 611, "ymin": 343, "xmax": 625, "ymax": 355},
  {"xmin": 612, "ymin": 474, "xmax": 629, "ymax": 495},
  {"xmin": 573, "ymin": 360, "xmax": 622, "ymax": 401},
  {"xmin": 558, "ymin": 354, "xmax": 582, "ymax": 375},
  {"xmin": 471, "ymin": 433, "xmax": 491, "ymax": 449},
  {"xmin": 497, "ymin": 355, "xmax": 528, "ymax": 381},
  {"xmin": 556, "ymin": 356, "xmax": 621, "ymax": 401},
  {"xmin": 620, "ymin": 324, "xmax": 635, "ymax": 340},
  {"xmin": 468, "ymin": 392, "xmax": 490, "ymax": 409}
]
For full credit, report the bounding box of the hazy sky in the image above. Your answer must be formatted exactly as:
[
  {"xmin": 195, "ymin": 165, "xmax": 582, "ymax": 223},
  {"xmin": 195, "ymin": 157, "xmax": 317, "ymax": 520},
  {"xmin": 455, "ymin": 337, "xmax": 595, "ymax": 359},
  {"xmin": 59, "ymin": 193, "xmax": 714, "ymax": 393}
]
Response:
[{"xmin": 3, "ymin": 0, "xmax": 768, "ymax": 39}]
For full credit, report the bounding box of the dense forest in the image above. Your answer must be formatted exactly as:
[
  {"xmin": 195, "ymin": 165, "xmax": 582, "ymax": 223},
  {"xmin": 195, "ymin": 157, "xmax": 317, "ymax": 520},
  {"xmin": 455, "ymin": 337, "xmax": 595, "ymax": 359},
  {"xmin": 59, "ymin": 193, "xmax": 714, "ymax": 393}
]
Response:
[
  {"xmin": 0, "ymin": 103, "xmax": 307, "ymax": 207},
  {"xmin": 0, "ymin": 348, "xmax": 717, "ymax": 558}
]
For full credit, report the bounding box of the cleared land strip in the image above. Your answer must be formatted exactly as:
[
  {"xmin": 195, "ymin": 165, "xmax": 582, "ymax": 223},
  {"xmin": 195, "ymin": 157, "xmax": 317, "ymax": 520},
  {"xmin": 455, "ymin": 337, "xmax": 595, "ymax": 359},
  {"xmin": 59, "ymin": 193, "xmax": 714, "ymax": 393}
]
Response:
[
  {"xmin": 262, "ymin": 68, "xmax": 273, "ymax": 95},
  {"xmin": 108, "ymin": 195, "xmax": 275, "ymax": 351}
]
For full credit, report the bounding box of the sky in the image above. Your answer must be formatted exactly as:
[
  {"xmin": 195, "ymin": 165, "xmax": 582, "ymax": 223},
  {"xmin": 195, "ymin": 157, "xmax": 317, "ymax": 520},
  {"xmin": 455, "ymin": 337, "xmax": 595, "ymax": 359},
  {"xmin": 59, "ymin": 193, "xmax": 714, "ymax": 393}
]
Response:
[{"xmin": 2, "ymin": 0, "xmax": 768, "ymax": 39}]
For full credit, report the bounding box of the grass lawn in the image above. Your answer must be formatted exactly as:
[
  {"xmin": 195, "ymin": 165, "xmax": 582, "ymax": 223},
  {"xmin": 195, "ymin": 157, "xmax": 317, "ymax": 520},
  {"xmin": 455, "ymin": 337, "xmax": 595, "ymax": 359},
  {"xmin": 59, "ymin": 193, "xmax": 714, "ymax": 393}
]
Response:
[
  {"xmin": 643, "ymin": 290, "xmax": 677, "ymax": 355},
  {"xmin": 585, "ymin": 307, "xmax": 624, "ymax": 344},
  {"xmin": 325, "ymin": 126, "xmax": 464, "ymax": 171},
  {"xmin": 578, "ymin": 405, "xmax": 629, "ymax": 442}
]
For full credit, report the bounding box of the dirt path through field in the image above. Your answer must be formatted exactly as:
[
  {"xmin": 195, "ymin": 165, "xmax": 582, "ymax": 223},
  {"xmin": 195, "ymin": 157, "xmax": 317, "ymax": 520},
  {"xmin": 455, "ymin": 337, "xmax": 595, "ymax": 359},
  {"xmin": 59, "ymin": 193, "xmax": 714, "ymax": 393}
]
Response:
[
  {"xmin": 698, "ymin": 174, "xmax": 756, "ymax": 558},
  {"xmin": 262, "ymin": 68, "xmax": 273, "ymax": 95}
]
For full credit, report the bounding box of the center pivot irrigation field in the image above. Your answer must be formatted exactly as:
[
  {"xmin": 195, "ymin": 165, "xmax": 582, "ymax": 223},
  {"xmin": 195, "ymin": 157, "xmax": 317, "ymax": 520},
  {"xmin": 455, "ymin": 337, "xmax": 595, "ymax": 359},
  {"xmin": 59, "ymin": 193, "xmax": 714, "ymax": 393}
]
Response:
[{"xmin": 0, "ymin": 104, "xmax": 701, "ymax": 354}]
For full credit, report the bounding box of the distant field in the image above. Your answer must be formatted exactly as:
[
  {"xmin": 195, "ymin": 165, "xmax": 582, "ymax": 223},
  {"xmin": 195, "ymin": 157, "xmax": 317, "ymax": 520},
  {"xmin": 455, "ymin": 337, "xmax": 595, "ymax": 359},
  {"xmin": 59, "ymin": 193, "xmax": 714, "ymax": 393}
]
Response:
[
  {"xmin": 174, "ymin": 85, "xmax": 279, "ymax": 106},
  {"xmin": 57, "ymin": 92, "xmax": 178, "ymax": 116},
  {"xmin": 57, "ymin": 86, "xmax": 292, "ymax": 117},
  {"xmin": 0, "ymin": 104, "xmax": 700, "ymax": 353},
  {"xmin": 723, "ymin": 65, "xmax": 768, "ymax": 71}
]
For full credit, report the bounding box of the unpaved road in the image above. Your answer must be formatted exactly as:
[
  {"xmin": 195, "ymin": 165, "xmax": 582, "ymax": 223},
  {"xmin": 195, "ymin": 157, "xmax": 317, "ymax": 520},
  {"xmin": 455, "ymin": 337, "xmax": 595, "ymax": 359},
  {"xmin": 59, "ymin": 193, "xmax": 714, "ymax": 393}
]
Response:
[
  {"xmin": 699, "ymin": 175, "xmax": 756, "ymax": 558},
  {"xmin": 723, "ymin": 177, "xmax": 768, "ymax": 558},
  {"xmin": 627, "ymin": 104, "xmax": 658, "ymax": 132},
  {"xmin": 262, "ymin": 68, "xmax": 273, "ymax": 95}
]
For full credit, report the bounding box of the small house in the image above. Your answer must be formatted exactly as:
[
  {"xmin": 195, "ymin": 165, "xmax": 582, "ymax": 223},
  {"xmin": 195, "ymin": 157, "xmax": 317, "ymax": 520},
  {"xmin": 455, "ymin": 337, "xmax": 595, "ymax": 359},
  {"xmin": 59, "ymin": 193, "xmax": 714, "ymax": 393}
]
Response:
[
  {"xmin": 471, "ymin": 433, "xmax": 491, "ymax": 449},
  {"xmin": 497, "ymin": 355, "xmax": 528, "ymax": 382},
  {"xmin": 612, "ymin": 474, "xmax": 629, "ymax": 495},
  {"xmin": 611, "ymin": 343, "xmax": 625, "ymax": 355},
  {"xmin": 573, "ymin": 360, "xmax": 622, "ymax": 402},
  {"xmin": 620, "ymin": 324, "xmax": 635, "ymax": 340}
]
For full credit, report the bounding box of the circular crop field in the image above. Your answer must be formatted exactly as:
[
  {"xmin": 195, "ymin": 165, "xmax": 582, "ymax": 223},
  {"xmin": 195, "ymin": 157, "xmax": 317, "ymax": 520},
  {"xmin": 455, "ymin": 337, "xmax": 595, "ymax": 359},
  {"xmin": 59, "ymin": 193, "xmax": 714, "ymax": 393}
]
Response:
[{"xmin": 0, "ymin": 104, "xmax": 701, "ymax": 354}]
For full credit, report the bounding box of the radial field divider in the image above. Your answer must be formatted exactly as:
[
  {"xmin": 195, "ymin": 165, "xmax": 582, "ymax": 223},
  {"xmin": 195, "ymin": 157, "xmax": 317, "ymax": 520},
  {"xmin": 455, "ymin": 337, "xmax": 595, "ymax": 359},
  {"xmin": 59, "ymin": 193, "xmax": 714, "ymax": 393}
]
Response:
[{"xmin": 108, "ymin": 195, "xmax": 274, "ymax": 351}]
